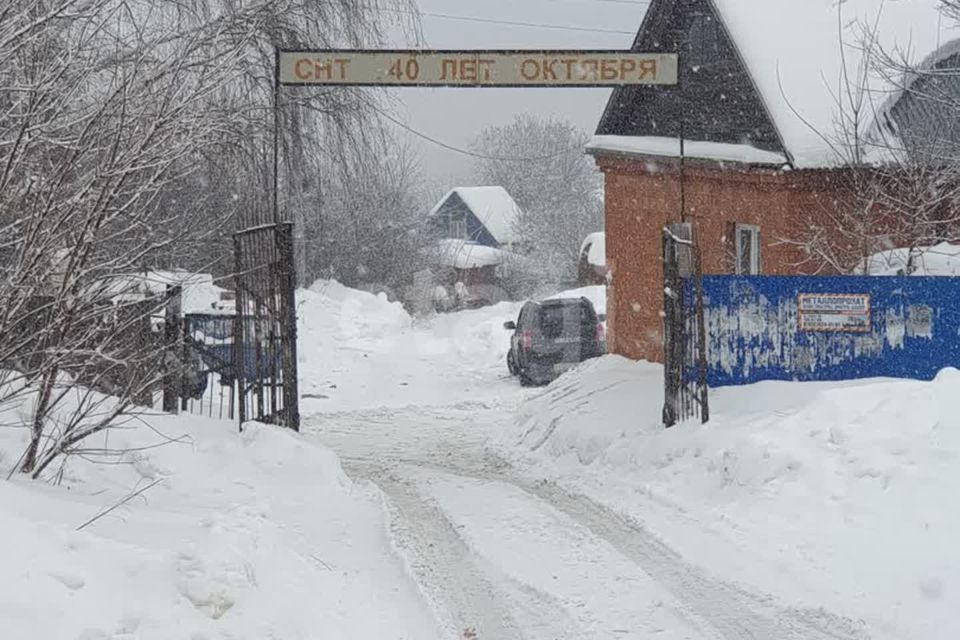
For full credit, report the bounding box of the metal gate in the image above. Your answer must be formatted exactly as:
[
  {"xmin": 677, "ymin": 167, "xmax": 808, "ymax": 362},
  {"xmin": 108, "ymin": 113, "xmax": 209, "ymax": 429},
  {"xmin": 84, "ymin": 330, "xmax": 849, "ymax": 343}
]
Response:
[
  {"xmin": 232, "ymin": 222, "xmax": 300, "ymax": 431},
  {"xmin": 179, "ymin": 312, "xmax": 236, "ymax": 420},
  {"xmin": 662, "ymin": 223, "xmax": 709, "ymax": 427}
]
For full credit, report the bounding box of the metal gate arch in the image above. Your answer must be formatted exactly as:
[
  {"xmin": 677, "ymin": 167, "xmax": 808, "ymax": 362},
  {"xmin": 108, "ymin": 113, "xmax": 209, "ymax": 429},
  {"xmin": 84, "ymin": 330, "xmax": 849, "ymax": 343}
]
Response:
[{"xmin": 233, "ymin": 222, "xmax": 300, "ymax": 431}]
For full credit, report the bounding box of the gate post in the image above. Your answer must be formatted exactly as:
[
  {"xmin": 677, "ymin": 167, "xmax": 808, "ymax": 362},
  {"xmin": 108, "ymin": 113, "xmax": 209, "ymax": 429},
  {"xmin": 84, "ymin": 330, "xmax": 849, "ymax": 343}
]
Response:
[
  {"xmin": 277, "ymin": 222, "xmax": 301, "ymax": 431},
  {"xmin": 233, "ymin": 234, "xmax": 247, "ymax": 430},
  {"xmin": 162, "ymin": 285, "xmax": 183, "ymax": 413},
  {"xmin": 662, "ymin": 223, "xmax": 692, "ymax": 427}
]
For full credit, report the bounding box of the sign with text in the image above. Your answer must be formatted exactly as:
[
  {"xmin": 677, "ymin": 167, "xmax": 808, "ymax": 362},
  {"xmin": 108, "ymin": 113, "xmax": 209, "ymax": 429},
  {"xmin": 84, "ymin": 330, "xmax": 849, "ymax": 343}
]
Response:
[
  {"xmin": 798, "ymin": 293, "xmax": 872, "ymax": 333},
  {"xmin": 278, "ymin": 50, "xmax": 678, "ymax": 87}
]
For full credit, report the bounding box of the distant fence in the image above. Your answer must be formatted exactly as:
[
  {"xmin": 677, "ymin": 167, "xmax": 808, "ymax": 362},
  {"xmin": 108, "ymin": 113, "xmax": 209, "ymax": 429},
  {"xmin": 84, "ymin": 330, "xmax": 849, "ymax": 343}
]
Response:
[{"xmin": 683, "ymin": 275, "xmax": 960, "ymax": 387}]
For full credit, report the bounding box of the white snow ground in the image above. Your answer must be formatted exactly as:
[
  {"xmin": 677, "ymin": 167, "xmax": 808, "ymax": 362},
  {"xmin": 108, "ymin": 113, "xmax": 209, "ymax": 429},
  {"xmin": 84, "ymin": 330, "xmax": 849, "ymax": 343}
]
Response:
[
  {"xmin": 0, "ymin": 408, "xmax": 441, "ymax": 639},
  {"xmin": 2, "ymin": 280, "xmax": 956, "ymax": 639},
  {"xmin": 501, "ymin": 356, "xmax": 960, "ymax": 640}
]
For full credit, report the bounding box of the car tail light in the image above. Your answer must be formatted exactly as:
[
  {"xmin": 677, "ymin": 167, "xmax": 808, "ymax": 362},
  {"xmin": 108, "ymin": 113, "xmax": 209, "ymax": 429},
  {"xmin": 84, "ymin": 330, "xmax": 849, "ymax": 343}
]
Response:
[
  {"xmin": 596, "ymin": 323, "xmax": 605, "ymax": 342},
  {"xmin": 521, "ymin": 330, "xmax": 533, "ymax": 350}
]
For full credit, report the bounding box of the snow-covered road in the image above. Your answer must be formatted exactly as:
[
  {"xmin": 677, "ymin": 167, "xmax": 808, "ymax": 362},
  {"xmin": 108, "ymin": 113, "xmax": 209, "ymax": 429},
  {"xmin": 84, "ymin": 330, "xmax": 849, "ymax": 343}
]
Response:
[
  {"xmin": 304, "ymin": 397, "xmax": 866, "ymax": 638},
  {"xmin": 301, "ymin": 283, "xmax": 869, "ymax": 640}
]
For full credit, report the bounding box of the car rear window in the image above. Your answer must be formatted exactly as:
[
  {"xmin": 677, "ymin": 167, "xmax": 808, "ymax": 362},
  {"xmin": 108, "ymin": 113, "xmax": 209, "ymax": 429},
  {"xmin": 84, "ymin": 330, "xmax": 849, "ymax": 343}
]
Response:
[{"xmin": 538, "ymin": 303, "xmax": 594, "ymax": 339}]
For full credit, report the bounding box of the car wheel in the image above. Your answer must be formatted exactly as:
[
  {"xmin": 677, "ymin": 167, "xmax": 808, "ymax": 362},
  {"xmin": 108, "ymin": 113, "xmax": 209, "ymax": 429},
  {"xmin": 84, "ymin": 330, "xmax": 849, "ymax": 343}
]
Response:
[{"xmin": 507, "ymin": 350, "xmax": 518, "ymax": 376}]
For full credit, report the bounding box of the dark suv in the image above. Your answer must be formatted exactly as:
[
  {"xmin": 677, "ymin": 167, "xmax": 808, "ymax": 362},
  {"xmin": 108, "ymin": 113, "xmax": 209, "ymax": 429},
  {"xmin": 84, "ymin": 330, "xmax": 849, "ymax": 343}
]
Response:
[{"xmin": 504, "ymin": 296, "xmax": 605, "ymax": 386}]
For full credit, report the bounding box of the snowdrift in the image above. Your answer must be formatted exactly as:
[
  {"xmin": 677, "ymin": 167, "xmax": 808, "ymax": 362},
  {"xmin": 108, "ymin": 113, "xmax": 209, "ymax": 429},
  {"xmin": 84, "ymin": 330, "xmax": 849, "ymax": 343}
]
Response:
[
  {"xmin": 506, "ymin": 356, "xmax": 960, "ymax": 639},
  {"xmin": 301, "ymin": 279, "xmax": 412, "ymax": 341},
  {"xmin": 0, "ymin": 397, "xmax": 438, "ymax": 638},
  {"xmin": 297, "ymin": 279, "xmax": 522, "ymax": 412}
]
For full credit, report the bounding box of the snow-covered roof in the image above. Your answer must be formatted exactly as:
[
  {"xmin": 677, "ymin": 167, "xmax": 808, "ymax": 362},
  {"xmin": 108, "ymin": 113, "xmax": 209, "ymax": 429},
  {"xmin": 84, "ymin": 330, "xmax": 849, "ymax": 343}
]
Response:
[
  {"xmin": 579, "ymin": 232, "xmax": 606, "ymax": 267},
  {"xmin": 99, "ymin": 270, "xmax": 233, "ymax": 315},
  {"xmin": 862, "ymin": 243, "xmax": 960, "ymax": 276},
  {"xmin": 597, "ymin": 0, "xmax": 951, "ymax": 169},
  {"xmin": 587, "ymin": 136, "xmax": 788, "ymax": 166},
  {"xmin": 711, "ymin": 0, "xmax": 948, "ymax": 168},
  {"xmin": 432, "ymin": 239, "xmax": 506, "ymax": 269},
  {"xmin": 429, "ymin": 186, "xmax": 521, "ymax": 244},
  {"xmin": 544, "ymin": 285, "xmax": 607, "ymax": 316}
]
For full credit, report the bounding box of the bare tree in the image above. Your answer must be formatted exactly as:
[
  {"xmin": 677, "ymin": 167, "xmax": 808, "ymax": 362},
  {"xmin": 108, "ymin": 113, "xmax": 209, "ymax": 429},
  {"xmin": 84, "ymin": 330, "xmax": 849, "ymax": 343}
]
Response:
[
  {"xmin": 783, "ymin": 3, "xmax": 960, "ymax": 275},
  {"xmin": 304, "ymin": 132, "xmax": 430, "ymax": 297},
  {"xmin": 0, "ymin": 0, "xmax": 420, "ymax": 478}
]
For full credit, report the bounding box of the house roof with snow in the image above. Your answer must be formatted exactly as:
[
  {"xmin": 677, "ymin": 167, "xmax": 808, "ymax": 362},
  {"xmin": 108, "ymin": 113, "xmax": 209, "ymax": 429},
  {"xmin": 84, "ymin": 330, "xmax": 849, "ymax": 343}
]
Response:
[
  {"xmin": 430, "ymin": 239, "xmax": 507, "ymax": 270},
  {"xmin": 580, "ymin": 232, "xmax": 606, "ymax": 268},
  {"xmin": 590, "ymin": 0, "xmax": 952, "ymax": 169},
  {"xmin": 427, "ymin": 186, "xmax": 522, "ymax": 247}
]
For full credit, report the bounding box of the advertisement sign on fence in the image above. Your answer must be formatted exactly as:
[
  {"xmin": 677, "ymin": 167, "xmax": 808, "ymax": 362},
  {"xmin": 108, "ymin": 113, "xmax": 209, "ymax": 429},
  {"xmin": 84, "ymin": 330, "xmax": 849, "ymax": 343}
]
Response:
[{"xmin": 798, "ymin": 293, "xmax": 871, "ymax": 333}]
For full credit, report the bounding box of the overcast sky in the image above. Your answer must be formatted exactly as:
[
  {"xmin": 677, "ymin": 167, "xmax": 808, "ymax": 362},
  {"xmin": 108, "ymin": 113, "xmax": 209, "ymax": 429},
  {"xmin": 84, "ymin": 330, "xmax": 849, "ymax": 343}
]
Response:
[{"xmin": 388, "ymin": 0, "xmax": 649, "ymax": 186}]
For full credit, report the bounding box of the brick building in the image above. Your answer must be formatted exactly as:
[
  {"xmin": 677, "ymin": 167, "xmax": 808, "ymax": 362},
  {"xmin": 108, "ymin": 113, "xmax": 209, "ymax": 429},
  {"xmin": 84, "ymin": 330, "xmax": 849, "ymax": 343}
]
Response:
[{"xmin": 588, "ymin": 0, "xmax": 949, "ymax": 361}]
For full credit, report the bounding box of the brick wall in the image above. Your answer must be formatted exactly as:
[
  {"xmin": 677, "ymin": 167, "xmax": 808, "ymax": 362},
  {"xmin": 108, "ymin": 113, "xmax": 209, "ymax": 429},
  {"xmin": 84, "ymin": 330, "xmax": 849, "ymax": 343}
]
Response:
[{"xmin": 596, "ymin": 154, "xmax": 840, "ymax": 362}]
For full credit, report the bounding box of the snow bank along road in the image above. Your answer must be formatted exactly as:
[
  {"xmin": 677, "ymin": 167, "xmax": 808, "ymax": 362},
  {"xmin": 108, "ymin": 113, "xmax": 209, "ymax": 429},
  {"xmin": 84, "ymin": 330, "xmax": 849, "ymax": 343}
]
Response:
[{"xmin": 300, "ymin": 283, "xmax": 871, "ymax": 640}]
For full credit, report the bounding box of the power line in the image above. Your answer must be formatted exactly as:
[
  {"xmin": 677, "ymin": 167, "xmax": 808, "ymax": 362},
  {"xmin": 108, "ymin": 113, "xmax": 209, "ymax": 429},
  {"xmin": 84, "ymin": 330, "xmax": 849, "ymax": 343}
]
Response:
[
  {"xmin": 368, "ymin": 102, "xmax": 585, "ymax": 161},
  {"xmin": 417, "ymin": 11, "xmax": 637, "ymax": 35},
  {"xmin": 538, "ymin": 0, "xmax": 649, "ymax": 6}
]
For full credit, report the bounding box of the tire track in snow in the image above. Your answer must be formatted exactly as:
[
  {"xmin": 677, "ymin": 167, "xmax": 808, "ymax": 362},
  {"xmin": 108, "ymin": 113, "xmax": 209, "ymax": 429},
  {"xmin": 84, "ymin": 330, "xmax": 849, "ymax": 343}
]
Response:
[
  {"xmin": 409, "ymin": 451, "xmax": 872, "ymax": 640},
  {"xmin": 516, "ymin": 477, "xmax": 872, "ymax": 640},
  {"xmin": 310, "ymin": 406, "xmax": 871, "ymax": 640},
  {"xmin": 352, "ymin": 461, "xmax": 582, "ymax": 640}
]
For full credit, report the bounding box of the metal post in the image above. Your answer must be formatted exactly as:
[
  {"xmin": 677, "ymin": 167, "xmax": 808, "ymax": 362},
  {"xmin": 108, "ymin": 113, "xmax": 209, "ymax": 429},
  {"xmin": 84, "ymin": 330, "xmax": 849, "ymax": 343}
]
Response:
[
  {"xmin": 273, "ymin": 46, "xmax": 281, "ymax": 226},
  {"xmin": 278, "ymin": 222, "xmax": 301, "ymax": 431},
  {"xmin": 662, "ymin": 231, "xmax": 679, "ymax": 427},
  {"xmin": 694, "ymin": 240, "xmax": 710, "ymax": 424},
  {"xmin": 162, "ymin": 285, "xmax": 183, "ymax": 413},
  {"xmin": 678, "ymin": 33, "xmax": 686, "ymax": 224},
  {"xmin": 233, "ymin": 235, "xmax": 247, "ymax": 431}
]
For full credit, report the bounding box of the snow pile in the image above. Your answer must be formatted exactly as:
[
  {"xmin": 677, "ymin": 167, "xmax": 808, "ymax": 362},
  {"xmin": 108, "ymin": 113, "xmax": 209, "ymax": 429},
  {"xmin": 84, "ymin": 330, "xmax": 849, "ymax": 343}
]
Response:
[
  {"xmin": 0, "ymin": 403, "xmax": 439, "ymax": 638},
  {"xmin": 297, "ymin": 280, "xmax": 521, "ymax": 412},
  {"xmin": 300, "ymin": 279, "xmax": 412, "ymax": 342},
  {"xmin": 503, "ymin": 356, "xmax": 960, "ymax": 639},
  {"xmin": 423, "ymin": 301, "xmax": 521, "ymax": 361},
  {"xmin": 514, "ymin": 356, "xmax": 660, "ymax": 463},
  {"xmin": 863, "ymin": 243, "xmax": 960, "ymax": 276}
]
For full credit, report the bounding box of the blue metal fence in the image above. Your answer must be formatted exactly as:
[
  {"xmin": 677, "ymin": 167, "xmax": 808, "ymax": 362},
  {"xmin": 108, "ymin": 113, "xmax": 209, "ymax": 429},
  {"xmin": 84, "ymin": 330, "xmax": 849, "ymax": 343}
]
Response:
[{"xmin": 684, "ymin": 275, "xmax": 960, "ymax": 387}]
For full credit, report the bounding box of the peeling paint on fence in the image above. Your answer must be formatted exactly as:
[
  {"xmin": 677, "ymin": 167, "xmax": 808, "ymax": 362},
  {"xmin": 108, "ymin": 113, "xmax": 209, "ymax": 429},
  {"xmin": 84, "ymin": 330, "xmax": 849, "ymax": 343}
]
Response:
[{"xmin": 684, "ymin": 275, "xmax": 960, "ymax": 387}]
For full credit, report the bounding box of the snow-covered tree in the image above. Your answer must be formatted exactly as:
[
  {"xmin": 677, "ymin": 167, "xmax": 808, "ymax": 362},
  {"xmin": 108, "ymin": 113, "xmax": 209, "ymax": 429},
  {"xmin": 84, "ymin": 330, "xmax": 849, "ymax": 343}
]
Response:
[
  {"xmin": 304, "ymin": 134, "xmax": 431, "ymax": 298},
  {"xmin": 471, "ymin": 114, "xmax": 603, "ymax": 285},
  {"xmin": 0, "ymin": 0, "xmax": 419, "ymax": 478}
]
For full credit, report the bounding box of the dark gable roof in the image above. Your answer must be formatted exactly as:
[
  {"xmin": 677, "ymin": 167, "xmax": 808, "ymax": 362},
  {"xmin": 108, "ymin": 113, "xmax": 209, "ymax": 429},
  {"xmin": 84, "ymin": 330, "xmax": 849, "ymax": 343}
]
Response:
[
  {"xmin": 594, "ymin": 0, "xmax": 949, "ymax": 169},
  {"xmin": 596, "ymin": 0, "xmax": 787, "ymax": 160}
]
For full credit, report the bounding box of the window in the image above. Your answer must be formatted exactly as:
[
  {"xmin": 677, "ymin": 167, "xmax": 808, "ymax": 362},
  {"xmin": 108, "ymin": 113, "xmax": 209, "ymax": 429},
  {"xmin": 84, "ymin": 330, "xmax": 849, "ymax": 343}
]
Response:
[
  {"xmin": 449, "ymin": 217, "xmax": 466, "ymax": 239},
  {"xmin": 686, "ymin": 12, "xmax": 721, "ymax": 70},
  {"xmin": 735, "ymin": 224, "xmax": 760, "ymax": 275}
]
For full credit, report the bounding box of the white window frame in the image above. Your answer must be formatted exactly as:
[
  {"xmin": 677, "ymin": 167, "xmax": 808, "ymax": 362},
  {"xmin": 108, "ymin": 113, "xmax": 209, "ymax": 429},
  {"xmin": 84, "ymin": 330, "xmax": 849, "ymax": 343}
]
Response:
[
  {"xmin": 734, "ymin": 223, "xmax": 760, "ymax": 275},
  {"xmin": 449, "ymin": 217, "xmax": 467, "ymax": 239}
]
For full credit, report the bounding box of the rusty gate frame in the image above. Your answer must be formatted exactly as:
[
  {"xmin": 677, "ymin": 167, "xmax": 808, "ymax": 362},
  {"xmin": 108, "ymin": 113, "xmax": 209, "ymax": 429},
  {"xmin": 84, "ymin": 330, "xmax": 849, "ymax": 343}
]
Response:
[
  {"xmin": 662, "ymin": 223, "xmax": 709, "ymax": 427},
  {"xmin": 232, "ymin": 222, "xmax": 300, "ymax": 431}
]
